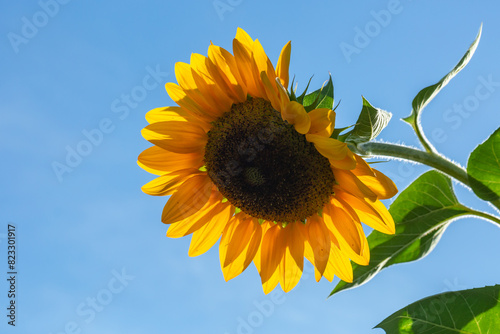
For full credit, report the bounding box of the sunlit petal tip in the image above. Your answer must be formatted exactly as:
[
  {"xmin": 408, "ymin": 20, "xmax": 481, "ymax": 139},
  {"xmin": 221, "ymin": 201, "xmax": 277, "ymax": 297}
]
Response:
[
  {"xmin": 235, "ymin": 27, "xmax": 254, "ymax": 50},
  {"xmin": 276, "ymin": 41, "xmax": 291, "ymax": 88},
  {"xmin": 145, "ymin": 106, "xmax": 188, "ymax": 124}
]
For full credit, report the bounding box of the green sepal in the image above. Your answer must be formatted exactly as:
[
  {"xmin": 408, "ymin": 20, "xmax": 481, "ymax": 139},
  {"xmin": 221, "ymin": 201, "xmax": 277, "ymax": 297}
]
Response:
[
  {"xmin": 331, "ymin": 125, "xmax": 354, "ymax": 141},
  {"xmin": 317, "ymin": 208, "xmax": 323, "ymax": 217},
  {"xmin": 289, "ymin": 75, "xmax": 298, "ymax": 101},
  {"xmin": 302, "ymin": 75, "xmax": 334, "ymax": 111},
  {"xmin": 294, "ymin": 76, "xmax": 313, "ymax": 104},
  {"xmin": 341, "ymin": 96, "xmax": 391, "ymax": 145}
]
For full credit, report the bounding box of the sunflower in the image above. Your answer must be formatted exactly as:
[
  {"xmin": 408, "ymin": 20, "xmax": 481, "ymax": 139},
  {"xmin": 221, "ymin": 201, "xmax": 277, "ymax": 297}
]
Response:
[{"xmin": 139, "ymin": 28, "xmax": 398, "ymax": 293}]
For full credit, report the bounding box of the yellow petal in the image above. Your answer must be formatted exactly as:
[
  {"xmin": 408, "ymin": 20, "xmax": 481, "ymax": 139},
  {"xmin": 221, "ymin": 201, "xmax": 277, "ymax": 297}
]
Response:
[
  {"xmin": 141, "ymin": 169, "xmax": 199, "ymax": 196},
  {"xmin": 305, "ymin": 216, "xmax": 331, "ymax": 277},
  {"xmin": 337, "ymin": 189, "xmax": 395, "ymax": 234},
  {"xmin": 166, "ymin": 190, "xmax": 225, "ymax": 236},
  {"xmin": 190, "ymin": 53, "xmax": 215, "ymax": 83},
  {"xmin": 220, "ymin": 216, "xmax": 262, "ymax": 281},
  {"xmin": 332, "ymin": 169, "xmax": 377, "ymax": 201},
  {"xmin": 323, "ymin": 235, "xmax": 353, "ymax": 282},
  {"xmin": 342, "ymin": 225, "xmax": 370, "ymax": 266},
  {"xmin": 253, "ymin": 39, "xmax": 276, "ymax": 81},
  {"xmin": 306, "ymin": 134, "xmax": 349, "ymax": 161},
  {"xmin": 223, "ymin": 215, "xmax": 258, "ymax": 267},
  {"xmin": 276, "ymin": 41, "xmax": 291, "ymax": 88},
  {"xmin": 275, "ymin": 78, "xmax": 290, "ymax": 113},
  {"xmin": 253, "ymin": 222, "xmax": 280, "ymax": 294},
  {"xmin": 329, "ymin": 150, "xmax": 357, "ymax": 170},
  {"xmin": 235, "ymin": 27, "xmax": 254, "ymax": 52},
  {"xmin": 351, "ymin": 154, "xmax": 375, "ymax": 177},
  {"xmin": 190, "ymin": 68, "xmax": 233, "ymax": 115},
  {"xmin": 175, "ymin": 61, "xmax": 198, "ymax": 90},
  {"xmin": 232, "ymin": 39, "xmax": 260, "ymax": 97},
  {"xmin": 145, "ymin": 106, "xmax": 188, "ymax": 124},
  {"xmin": 279, "ymin": 223, "xmax": 304, "ymax": 292},
  {"xmin": 283, "ymin": 101, "xmax": 311, "ymax": 134},
  {"xmin": 207, "ymin": 45, "xmax": 247, "ymax": 103},
  {"xmin": 262, "ymin": 264, "xmax": 280, "ymax": 294},
  {"xmin": 259, "ymin": 224, "xmax": 285, "ymax": 284},
  {"xmin": 176, "ymin": 62, "xmax": 230, "ymax": 118},
  {"xmin": 141, "ymin": 121, "xmax": 207, "ymax": 154},
  {"xmin": 188, "ymin": 203, "xmax": 233, "ymax": 257},
  {"xmin": 177, "ymin": 62, "xmax": 230, "ymax": 118},
  {"xmin": 260, "ymin": 72, "xmax": 281, "ymax": 111},
  {"xmin": 308, "ymin": 108, "xmax": 336, "ymax": 136},
  {"xmin": 138, "ymin": 146, "xmax": 203, "ymax": 175},
  {"xmin": 189, "ymin": 52, "xmax": 236, "ymax": 115},
  {"xmin": 161, "ymin": 174, "xmax": 212, "ymax": 224},
  {"xmin": 323, "ymin": 199, "xmax": 366, "ymax": 262},
  {"xmin": 358, "ymin": 170, "xmax": 398, "ymax": 200},
  {"xmin": 165, "ymin": 82, "xmax": 214, "ymax": 122}
]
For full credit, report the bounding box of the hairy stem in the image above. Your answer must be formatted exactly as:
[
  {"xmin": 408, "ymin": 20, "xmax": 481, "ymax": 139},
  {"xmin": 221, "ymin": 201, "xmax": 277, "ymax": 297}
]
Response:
[
  {"xmin": 466, "ymin": 207, "xmax": 500, "ymax": 227},
  {"xmin": 357, "ymin": 141, "xmax": 500, "ymax": 213},
  {"xmin": 410, "ymin": 119, "xmax": 437, "ymax": 154}
]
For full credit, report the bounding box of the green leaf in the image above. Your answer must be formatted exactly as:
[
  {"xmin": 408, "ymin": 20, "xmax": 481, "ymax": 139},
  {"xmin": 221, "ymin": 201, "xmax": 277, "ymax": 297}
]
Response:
[
  {"xmin": 331, "ymin": 125, "xmax": 353, "ymax": 140},
  {"xmin": 376, "ymin": 285, "xmax": 500, "ymax": 334},
  {"xmin": 467, "ymin": 127, "xmax": 500, "ymax": 202},
  {"xmin": 330, "ymin": 171, "xmax": 472, "ymax": 296},
  {"xmin": 403, "ymin": 24, "xmax": 482, "ymax": 125},
  {"xmin": 302, "ymin": 75, "xmax": 334, "ymax": 111},
  {"xmin": 295, "ymin": 76, "xmax": 313, "ymax": 104},
  {"xmin": 341, "ymin": 96, "xmax": 391, "ymax": 144}
]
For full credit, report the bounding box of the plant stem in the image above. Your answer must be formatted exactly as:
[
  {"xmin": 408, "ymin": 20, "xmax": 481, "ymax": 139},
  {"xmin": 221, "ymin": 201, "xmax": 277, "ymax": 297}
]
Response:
[
  {"xmin": 410, "ymin": 119, "xmax": 437, "ymax": 154},
  {"xmin": 357, "ymin": 141, "xmax": 500, "ymax": 213},
  {"xmin": 358, "ymin": 142, "xmax": 469, "ymax": 184},
  {"xmin": 466, "ymin": 207, "xmax": 500, "ymax": 227}
]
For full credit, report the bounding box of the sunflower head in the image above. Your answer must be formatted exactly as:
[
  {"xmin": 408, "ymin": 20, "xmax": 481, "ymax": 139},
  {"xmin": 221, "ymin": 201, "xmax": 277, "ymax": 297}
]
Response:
[{"xmin": 139, "ymin": 28, "xmax": 398, "ymax": 293}]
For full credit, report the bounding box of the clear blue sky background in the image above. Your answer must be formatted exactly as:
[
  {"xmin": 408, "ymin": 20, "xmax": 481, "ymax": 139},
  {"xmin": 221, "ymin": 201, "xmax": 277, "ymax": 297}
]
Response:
[{"xmin": 1, "ymin": 1, "xmax": 500, "ymax": 333}]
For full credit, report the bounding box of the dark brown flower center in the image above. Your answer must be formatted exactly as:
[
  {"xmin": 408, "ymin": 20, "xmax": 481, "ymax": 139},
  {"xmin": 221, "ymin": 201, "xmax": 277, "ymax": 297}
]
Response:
[{"xmin": 204, "ymin": 97, "xmax": 335, "ymax": 223}]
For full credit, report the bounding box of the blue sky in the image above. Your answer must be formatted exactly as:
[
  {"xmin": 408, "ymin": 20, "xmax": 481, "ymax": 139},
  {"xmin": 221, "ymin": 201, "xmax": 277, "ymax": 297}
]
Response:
[{"xmin": 1, "ymin": 0, "xmax": 500, "ymax": 333}]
